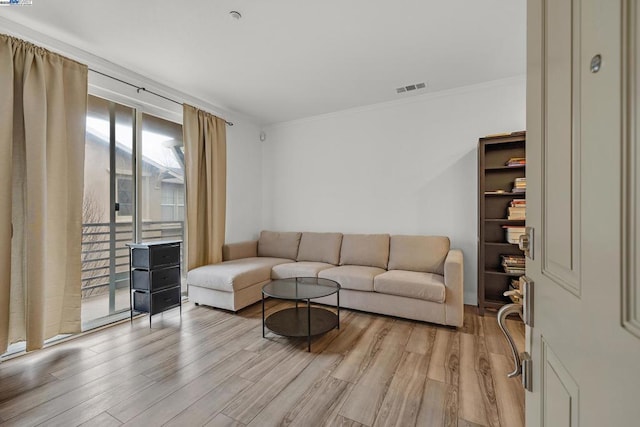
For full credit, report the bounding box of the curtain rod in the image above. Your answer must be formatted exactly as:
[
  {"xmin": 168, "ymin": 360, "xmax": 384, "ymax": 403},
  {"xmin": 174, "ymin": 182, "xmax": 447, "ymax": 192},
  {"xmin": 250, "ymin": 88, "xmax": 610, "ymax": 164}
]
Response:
[{"xmin": 89, "ymin": 68, "xmax": 234, "ymax": 126}]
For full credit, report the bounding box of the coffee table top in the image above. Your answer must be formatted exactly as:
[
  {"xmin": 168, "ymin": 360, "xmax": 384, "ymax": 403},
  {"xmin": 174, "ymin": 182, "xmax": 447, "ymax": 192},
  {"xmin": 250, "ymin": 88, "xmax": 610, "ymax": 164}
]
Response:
[{"xmin": 262, "ymin": 277, "xmax": 340, "ymax": 301}]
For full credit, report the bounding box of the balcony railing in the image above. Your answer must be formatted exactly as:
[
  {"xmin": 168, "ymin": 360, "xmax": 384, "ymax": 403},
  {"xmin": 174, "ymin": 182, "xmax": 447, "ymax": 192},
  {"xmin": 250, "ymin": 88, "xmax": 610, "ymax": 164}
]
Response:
[{"xmin": 81, "ymin": 220, "xmax": 184, "ymax": 298}]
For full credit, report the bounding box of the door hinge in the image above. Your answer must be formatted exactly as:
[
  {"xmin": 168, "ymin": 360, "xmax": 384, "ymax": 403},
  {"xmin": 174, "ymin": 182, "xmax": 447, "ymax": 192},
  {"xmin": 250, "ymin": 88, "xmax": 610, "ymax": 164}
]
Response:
[{"xmin": 521, "ymin": 351, "xmax": 533, "ymax": 392}]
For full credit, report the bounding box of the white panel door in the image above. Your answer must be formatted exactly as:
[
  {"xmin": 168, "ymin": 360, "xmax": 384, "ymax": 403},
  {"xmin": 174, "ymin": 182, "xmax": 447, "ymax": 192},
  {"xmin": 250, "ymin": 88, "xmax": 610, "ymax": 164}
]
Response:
[{"xmin": 525, "ymin": 0, "xmax": 640, "ymax": 426}]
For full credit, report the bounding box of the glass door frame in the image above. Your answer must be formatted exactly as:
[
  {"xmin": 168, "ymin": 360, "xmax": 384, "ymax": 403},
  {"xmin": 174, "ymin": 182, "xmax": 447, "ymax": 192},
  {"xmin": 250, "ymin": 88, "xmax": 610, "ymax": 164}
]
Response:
[
  {"xmin": 83, "ymin": 87, "xmax": 185, "ymax": 330},
  {"xmin": 107, "ymin": 102, "xmax": 138, "ymax": 315}
]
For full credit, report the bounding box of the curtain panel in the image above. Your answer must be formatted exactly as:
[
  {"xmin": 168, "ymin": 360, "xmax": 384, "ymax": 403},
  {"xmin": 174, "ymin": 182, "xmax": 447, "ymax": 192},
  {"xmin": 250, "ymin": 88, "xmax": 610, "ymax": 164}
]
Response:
[
  {"xmin": 183, "ymin": 104, "xmax": 227, "ymax": 270},
  {"xmin": 0, "ymin": 34, "xmax": 88, "ymax": 353}
]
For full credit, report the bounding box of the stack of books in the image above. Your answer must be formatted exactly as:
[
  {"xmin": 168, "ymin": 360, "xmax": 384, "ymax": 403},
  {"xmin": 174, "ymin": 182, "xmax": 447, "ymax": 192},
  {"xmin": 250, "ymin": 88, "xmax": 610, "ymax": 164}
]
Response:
[
  {"xmin": 507, "ymin": 199, "xmax": 526, "ymax": 220},
  {"xmin": 501, "ymin": 254, "xmax": 526, "ymax": 274},
  {"xmin": 503, "ymin": 225, "xmax": 526, "ymax": 244},
  {"xmin": 512, "ymin": 177, "xmax": 526, "ymax": 193},
  {"xmin": 505, "ymin": 157, "xmax": 526, "ymax": 167}
]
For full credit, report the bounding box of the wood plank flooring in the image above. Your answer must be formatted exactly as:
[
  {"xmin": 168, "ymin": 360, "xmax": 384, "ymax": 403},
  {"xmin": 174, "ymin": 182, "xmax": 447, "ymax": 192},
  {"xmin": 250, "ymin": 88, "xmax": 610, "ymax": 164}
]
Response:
[{"xmin": 0, "ymin": 302, "xmax": 524, "ymax": 427}]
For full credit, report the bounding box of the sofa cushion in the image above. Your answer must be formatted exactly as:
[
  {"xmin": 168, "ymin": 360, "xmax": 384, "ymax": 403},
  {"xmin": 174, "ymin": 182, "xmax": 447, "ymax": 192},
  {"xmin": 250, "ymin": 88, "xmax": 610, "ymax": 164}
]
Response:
[
  {"xmin": 296, "ymin": 232, "xmax": 343, "ymax": 265},
  {"xmin": 222, "ymin": 240, "xmax": 258, "ymax": 261},
  {"xmin": 319, "ymin": 265, "xmax": 386, "ymax": 292},
  {"xmin": 339, "ymin": 234, "xmax": 390, "ymax": 269},
  {"xmin": 374, "ymin": 270, "xmax": 446, "ymax": 303},
  {"xmin": 271, "ymin": 262, "xmax": 335, "ymax": 279},
  {"xmin": 187, "ymin": 257, "xmax": 292, "ymax": 292},
  {"xmin": 258, "ymin": 231, "xmax": 302, "ymax": 260},
  {"xmin": 387, "ymin": 235, "xmax": 450, "ymax": 275}
]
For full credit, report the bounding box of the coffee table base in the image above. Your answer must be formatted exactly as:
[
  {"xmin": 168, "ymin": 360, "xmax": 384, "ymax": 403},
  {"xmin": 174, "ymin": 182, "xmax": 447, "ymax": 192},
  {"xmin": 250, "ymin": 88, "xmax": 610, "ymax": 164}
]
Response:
[
  {"xmin": 266, "ymin": 307, "xmax": 338, "ymax": 336},
  {"xmin": 261, "ymin": 278, "xmax": 341, "ymax": 352},
  {"xmin": 263, "ymin": 306, "xmax": 339, "ymax": 351}
]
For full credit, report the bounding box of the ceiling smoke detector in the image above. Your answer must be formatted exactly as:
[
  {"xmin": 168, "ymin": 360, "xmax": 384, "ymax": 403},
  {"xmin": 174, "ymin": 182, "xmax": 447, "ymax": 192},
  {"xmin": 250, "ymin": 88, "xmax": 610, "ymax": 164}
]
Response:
[
  {"xmin": 229, "ymin": 11, "xmax": 242, "ymax": 20},
  {"xmin": 396, "ymin": 82, "xmax": 427, "ymax": 94}
]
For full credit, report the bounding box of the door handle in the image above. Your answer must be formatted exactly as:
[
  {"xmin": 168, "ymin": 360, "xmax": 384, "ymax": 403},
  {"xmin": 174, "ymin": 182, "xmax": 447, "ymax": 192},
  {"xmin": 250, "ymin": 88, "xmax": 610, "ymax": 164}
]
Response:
[
  {"xmin": 519, "ymin": 227, "xmax": 534, "ymax": 260},
  {"xmin": 497, "ymin": 302, "xmax": 524, "ymax": 378}
]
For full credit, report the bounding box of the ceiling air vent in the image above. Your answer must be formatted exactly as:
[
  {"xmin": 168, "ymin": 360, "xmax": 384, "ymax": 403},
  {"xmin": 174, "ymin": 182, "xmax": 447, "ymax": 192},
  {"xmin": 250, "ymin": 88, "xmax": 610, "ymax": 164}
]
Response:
[{"xmin": 396, "ymin": 82, "xmax": 427, "ymax": 94}]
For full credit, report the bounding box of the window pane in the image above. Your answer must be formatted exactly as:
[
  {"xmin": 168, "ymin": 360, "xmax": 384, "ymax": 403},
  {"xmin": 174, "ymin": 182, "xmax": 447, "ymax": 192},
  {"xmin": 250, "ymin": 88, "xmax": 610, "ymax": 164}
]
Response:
[
  {"xmin": 82, "ymin": 95, "xmax": 134, "ymax": 328},
  {"xmin": 161, "ymin": 206, "xmax": 174, "ymax": 221},
  {"xmin": 117, "ymin": 176, "xmax": 133, "ymax": 216},
  {"xmin": 161, "ymin": 185, "xmax": 174, "ymax": 204},
  {"xmin": 140, "ymin": 113, "xmax": 185, "ymax": 281}
]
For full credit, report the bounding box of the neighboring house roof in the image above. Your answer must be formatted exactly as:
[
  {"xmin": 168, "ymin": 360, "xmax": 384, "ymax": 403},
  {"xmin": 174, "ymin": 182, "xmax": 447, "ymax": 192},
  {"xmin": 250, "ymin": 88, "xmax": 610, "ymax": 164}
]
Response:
[{"xmin": 86, "ymin": 117, "xmax": 184, "ymax": 183}]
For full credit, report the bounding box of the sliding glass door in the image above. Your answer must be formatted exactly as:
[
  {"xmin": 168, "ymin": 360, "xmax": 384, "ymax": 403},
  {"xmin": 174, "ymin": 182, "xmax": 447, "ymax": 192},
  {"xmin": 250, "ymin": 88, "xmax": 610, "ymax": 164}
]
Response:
[
  {"xmin": 81, "ymin": 96, "xmax": 134, "ymax": 328},
  {"xmin": 81, "ymin": 95, "xmax": 185, "ymax": 329},
  {"xmin": 140, "ymin": 113, "xmax": 185, "ymax": 246}
]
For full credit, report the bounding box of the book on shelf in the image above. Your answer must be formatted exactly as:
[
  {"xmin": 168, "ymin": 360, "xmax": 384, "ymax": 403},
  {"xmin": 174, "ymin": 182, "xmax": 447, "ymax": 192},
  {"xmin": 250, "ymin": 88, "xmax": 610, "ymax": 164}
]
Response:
[
  {"xmin": 501, "ymin": 254, "xmax": 526, "ymax": 274},
  {"xmin": 512, "ymin": 177, "xmax": 526, "ymax": 193},
  {"xmin": 507, "ymin": 206, "xmax": 526, "ymax": 220},
  {"xmin": 501, "ymin": 254, "xmax": 526, "ymax": 263},
  {"xmin": 503, "ymin": 225, "xmax": 526, "ymax": 244},
  {"xmin": 508, "ymin": 198, "xmax": 526, "ymax": 219},
  {"xmin": 501, "ymin": 258, "xmax": 525, "ymax": 267},
  {"xmin": 505, "ymin": 157, "xmax": 526, "ymax": 167}
]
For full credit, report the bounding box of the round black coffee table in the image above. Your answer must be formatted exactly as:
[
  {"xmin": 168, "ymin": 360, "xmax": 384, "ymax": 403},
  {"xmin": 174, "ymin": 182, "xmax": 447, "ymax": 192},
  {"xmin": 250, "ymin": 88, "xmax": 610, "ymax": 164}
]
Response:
[{"xmin": 262, "ymin": 277, "xmax": 340, "ymax": 351}]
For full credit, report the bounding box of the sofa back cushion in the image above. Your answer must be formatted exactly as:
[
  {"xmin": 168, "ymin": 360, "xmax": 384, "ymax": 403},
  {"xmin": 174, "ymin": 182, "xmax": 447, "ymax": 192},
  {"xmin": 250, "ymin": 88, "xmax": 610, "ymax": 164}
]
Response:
[
  {"xmin": 296, "ymin": 232, "xmax": 343, "ymax": 265},
  {"xmin": 258, "ymin": 231, "xmax": 301, "ymax": 260},
  {"xmin": 387, "ymin": 235, "xmax": 450, "ymax": 275},
  {"xmin": 339, "ymin": 234, "xmax": 390, "ymax": 269}
]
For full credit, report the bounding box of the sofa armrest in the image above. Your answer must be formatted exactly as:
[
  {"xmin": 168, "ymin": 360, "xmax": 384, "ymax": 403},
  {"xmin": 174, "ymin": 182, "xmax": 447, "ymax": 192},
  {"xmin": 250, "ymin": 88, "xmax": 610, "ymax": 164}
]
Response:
[
  {"xmin": 444, "ymin": 249, "xmax": 464, "ymax": 327},
  {"xmin": 222, "ymin": 240, "xmax": 258, "ymax": 261}
]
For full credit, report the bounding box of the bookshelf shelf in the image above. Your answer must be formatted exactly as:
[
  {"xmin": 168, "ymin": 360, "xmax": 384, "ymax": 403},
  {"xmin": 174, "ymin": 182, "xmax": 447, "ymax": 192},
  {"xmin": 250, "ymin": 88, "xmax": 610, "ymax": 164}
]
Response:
[
  {"xmin": 485, "ymin": 268, "xmax": 524, "ymax": 277},
  {"xmin": 485, "ymin": 242, "xmax": 519, "ymax": 247},
  {"xmin": 484, "ymin": 192, "xmax": 526, "ymax": 196},
  {"xmin": 478, "ymin": 132, "xmax": 526, "ymax": 315},
  {"xmin": 485, "ymin": 165, "xmax": 526, "ymax": 171}
]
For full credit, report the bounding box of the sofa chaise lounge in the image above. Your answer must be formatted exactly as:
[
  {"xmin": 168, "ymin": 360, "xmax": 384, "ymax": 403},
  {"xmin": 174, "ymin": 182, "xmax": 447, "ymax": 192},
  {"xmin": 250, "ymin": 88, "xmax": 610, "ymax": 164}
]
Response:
[{"xmin": 186, "ymin": 231, "xmax": 464, "ymax": 327}]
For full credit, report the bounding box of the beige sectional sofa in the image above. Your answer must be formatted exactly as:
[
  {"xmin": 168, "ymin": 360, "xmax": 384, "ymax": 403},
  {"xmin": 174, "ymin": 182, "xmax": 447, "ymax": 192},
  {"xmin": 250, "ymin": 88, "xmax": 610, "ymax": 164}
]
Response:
[{"xmin": 186, "ymin": 231, "xmax": 464, "ymax": 327}]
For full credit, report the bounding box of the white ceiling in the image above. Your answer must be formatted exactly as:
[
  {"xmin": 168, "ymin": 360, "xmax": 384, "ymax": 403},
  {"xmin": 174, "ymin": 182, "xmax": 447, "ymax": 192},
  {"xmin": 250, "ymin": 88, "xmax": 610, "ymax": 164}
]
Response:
[{"xmin": 0, "ymin": 0, "xmax": 526, "ymax": 125}]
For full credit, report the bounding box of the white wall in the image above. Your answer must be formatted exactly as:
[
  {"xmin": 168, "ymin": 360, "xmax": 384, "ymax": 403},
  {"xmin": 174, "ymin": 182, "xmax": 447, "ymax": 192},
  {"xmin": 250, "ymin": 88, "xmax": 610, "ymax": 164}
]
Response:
[
  {"xmin": 262, "ymin": 77, "xmax": 526, "ymax": 304},
  {"xmin": 225, "ymin": 120, "xmax": 263, "ymax": 242}
]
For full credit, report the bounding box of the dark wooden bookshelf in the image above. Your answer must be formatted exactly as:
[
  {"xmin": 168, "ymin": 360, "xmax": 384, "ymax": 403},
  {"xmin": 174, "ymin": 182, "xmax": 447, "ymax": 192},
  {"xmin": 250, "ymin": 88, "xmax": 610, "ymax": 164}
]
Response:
[{"xmin": 478, "ymin": 132, "xmax": 526, "ymax": 314}]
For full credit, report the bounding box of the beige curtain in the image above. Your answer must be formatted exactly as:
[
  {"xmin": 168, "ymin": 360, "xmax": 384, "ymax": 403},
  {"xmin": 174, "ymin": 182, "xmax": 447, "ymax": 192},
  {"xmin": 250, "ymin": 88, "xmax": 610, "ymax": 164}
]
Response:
[
  {"xmin": 183, "ymin": 105, "xmax": 227, "ymax": 270},
  {"xmin": 0, "ymin": 34, "xmax": 88, "ymax": 353}
]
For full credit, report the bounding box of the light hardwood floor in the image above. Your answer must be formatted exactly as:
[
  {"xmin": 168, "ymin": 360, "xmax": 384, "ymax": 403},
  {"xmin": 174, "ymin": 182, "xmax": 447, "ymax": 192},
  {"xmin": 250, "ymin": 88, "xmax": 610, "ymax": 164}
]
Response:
[{"xmin": 0, "ymin": 301, "xmax": 524, "ymax": 427}]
